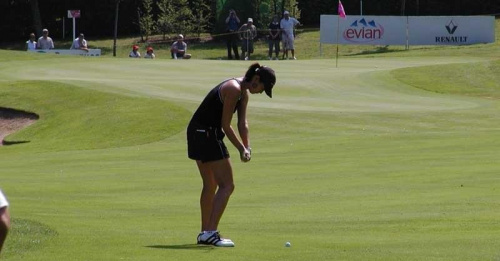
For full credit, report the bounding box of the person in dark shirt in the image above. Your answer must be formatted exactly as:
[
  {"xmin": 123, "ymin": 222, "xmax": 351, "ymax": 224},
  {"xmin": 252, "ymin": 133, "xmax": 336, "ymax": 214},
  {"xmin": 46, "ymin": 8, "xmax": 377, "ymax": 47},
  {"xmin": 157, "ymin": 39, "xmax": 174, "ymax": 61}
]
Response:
[
  {"xmin": 187, "ymin": 63, "xmax": 276, "ymax": 247},
  {"xmin": 225, "ymin": 9, "xmax": 240, "ymax": 60},
  {"xmin": 268, "ymin": 15, "xmax": 281, "ymax": 60}
]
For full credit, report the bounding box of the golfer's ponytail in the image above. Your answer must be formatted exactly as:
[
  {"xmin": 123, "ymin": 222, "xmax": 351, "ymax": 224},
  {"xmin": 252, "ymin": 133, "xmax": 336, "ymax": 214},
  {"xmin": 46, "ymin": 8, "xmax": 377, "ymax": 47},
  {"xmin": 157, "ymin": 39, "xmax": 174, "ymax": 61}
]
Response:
[{"xmin": 244, "ymin": 63, "xmax": 262, "ymax": 82}]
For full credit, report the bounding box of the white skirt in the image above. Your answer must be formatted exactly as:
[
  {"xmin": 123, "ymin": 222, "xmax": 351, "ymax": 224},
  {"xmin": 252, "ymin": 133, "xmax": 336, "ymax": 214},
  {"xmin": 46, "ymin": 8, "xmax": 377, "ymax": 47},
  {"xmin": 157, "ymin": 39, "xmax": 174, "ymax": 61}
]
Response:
[{"xmin": 0, "ymin": 190, "xmax": 9, "ymax": 208}]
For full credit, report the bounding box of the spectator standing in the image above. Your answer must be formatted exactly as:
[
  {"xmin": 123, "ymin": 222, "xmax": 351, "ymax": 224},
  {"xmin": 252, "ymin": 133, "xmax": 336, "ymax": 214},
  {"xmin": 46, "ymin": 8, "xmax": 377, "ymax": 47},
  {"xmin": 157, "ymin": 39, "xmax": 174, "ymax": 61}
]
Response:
[
  {"xmin": 0, "ymin": 189, "xmax": 10, "ymax": 254},
  {"xmin": 268, "ymin": 15, "xmax": 281, "ymax": 60},
  {"xmin": 37, "ymin": 29, "xmax": 54, "ymax": 50},
  {"xmin": 171, "ymin": 34, "xmax": 191, "ymax": 59},
  {"xmin": 70, "ymin": 33, "xmax": 88, "ymax": 51},
  {"xmin": 238, "ymin": 18, "xmax": 257, "ymax": 60},
  {"xmin": 129, "ymin": 45, "xmax": 141, "ymax": 58},
  {"xmin": 26, "ymin": 33, "xmax": 37, "ymax": 51},
  {"xmin": 225, "ymin": 9, "xmax": 241, "ymax": 60},
  {"xmin": 144, "ymin": 47, "xmax": 155, "ymax": 59},
  {"xmin": 280, "ymin": 11, "xmax": 301, "ymax": 60}
]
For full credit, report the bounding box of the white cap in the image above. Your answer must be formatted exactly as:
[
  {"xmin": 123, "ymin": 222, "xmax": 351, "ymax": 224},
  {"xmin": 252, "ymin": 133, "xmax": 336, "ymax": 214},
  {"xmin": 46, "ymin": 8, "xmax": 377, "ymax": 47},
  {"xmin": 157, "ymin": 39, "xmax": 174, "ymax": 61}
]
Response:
[
  {"xmin": 178, "ymin": 34, "xmax": 184, "ymax": 39},
  {"xmin": 284, "ymin": 11, "xmax": 290, "ymax": 15},
  {"xmin": 248, "ymin": 18, "xmax": 253, "ymax": 23},
  {"xmin": 42, "ymin": 28, "xmax": 48, "ymax": 32}
]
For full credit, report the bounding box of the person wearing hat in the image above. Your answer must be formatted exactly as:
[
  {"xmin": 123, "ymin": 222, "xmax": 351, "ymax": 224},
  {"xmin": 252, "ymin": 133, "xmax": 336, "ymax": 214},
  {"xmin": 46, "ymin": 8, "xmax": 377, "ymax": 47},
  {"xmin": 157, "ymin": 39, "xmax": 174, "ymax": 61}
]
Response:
[
  {"xmin": 129, "ymin": 45, "xmax": 141, "ymax": 58},
  {"xmin": 171, "ymin": 34, "xmax": 191, "ymax": 59},
  {"xmin": 70, "ymin": 33, "xmax": 88, "ymax": 51},
  {"xmin": 36, "ymin": 29, "xmax": 54, "ymax": 50},
  {"xmin": 0, "ymin": 189, "xmax": 10, "ymax": 254},
  {"xmin": 280, "ymin": 11, "xmax": 301, "ymax": 60},
  {"xmin": 144, "ymin": 47, "xmax": 155, "ymax": 59},
  {"xmin": 238, "ymin": 18, "xmax": 257, "ymax": 60},
  {"xmin": 187, "ymin": 63, "xmax": 276, "ymax": 247}
]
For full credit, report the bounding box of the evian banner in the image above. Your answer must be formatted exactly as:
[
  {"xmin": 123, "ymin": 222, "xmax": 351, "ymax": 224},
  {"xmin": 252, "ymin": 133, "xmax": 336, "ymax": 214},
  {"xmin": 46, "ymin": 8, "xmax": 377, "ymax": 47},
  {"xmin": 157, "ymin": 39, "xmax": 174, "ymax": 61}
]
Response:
[
  {"xmin": 320, "ymin": 15, "xmax": 495, "ymax": 46},
  {"xmin": 408, "ymin": 16, "xmax": 494, "ymax": 45},
  {"xmin": 320, "ymin": 15, "xmax": 407, "ymax": 45}
]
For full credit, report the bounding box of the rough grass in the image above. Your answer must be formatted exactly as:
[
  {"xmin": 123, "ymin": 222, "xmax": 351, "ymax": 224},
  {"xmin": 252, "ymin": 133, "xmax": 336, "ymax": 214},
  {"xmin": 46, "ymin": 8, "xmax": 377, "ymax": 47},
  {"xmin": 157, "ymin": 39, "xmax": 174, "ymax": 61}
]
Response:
[{"xmin": 0, "ymin": 80, "xmax": 190, "ymax": 152}]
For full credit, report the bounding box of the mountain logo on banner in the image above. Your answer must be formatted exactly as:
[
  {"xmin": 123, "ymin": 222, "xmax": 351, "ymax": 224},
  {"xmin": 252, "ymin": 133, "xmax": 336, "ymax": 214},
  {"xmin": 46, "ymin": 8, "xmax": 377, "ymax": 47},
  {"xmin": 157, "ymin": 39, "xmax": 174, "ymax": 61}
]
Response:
[{"xmin": 343, "ymin": 18, "xmax": 384, "ymax": 43}]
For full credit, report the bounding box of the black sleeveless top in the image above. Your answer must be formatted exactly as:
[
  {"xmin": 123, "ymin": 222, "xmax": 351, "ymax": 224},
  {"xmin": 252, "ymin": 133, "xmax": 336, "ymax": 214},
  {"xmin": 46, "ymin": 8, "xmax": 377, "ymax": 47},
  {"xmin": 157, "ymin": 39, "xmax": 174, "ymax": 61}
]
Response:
[{"xmin": 189, "ymin": 78, "xmax": 242, "ymax": 129}]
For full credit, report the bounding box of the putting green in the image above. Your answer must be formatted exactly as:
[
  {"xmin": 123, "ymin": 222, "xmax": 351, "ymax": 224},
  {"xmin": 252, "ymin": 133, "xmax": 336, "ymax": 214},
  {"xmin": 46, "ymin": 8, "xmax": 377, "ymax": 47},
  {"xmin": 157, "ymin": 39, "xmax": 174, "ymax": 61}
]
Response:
[{"xmin": 1, "ymin": 51, "xmax": 499, "ymax": 261}]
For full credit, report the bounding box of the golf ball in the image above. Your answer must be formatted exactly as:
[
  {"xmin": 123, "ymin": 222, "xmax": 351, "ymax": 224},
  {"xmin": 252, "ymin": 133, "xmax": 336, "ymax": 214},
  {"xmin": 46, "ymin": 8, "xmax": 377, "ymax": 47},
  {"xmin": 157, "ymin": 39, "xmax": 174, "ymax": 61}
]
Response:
[{"xmin": 285, "ymin": 242, "xmax": 291, "ymax": 247}]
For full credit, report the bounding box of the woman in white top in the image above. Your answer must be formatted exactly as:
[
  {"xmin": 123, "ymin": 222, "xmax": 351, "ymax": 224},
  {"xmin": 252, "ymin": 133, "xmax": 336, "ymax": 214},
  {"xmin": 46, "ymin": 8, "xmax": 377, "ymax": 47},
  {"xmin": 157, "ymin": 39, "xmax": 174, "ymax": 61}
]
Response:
[{"xmin": 26, "ymin": 33, "xmax": 37, "ymax": 51}]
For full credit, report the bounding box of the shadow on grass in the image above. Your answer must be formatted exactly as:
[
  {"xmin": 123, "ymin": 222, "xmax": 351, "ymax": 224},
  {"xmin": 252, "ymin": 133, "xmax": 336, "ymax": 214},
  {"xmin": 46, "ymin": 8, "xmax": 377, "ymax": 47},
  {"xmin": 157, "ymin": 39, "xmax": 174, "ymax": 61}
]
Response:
[
  {"xmin": 346, "ymin": 45, "xmax": 408, "ymax": 56},
  {"xmin": 2, "ymin": 140, "xmax": 30, "ymax": 146},
  {"xmin": 146, "ymin": 244, "xmax": 215, "ymax": 251}
]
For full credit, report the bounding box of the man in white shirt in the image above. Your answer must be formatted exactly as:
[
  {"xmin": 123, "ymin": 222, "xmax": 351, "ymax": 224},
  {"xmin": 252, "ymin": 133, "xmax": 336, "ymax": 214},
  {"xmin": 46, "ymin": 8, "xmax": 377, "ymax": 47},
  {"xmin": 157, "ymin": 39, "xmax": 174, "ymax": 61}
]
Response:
[
  {"xmin": 171, "ymin": 34, "xmax": 191, "ymax": 59},
  {"xmin": 70, "ymin": 33, "xmax": 88, "ymax": 51},
  {"xmin": 0, "ymin": 189, "xmax": 10, "ymax": 254},
  {"xmin": 26, "ymin": 33, "xmax": 37, "ymax": 51},
  {"xmin": 37, "ymin": 29, "xmax": 54, "ymax": 50},
  {"xmin": 280, "ymin": 11, "xmax": 301, "ymax": 60}
]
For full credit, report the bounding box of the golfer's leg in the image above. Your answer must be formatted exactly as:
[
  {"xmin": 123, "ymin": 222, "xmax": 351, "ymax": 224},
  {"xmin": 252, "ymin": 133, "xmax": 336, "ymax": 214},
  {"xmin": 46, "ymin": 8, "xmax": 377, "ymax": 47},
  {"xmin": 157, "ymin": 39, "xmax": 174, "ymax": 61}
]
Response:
[
  {"xmin": 208, "ymin": 159, "xmax": 234, "ymax": 230},
  {"xmin": 197, "ymin": 161, "xmax": 217, "ymax": 232}
]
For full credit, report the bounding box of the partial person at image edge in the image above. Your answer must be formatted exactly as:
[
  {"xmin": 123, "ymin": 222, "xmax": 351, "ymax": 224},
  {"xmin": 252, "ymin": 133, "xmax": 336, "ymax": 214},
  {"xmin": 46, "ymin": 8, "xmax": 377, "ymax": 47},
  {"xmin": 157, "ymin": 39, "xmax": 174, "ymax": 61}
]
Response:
[{"xmin": 0, "ymin": 189, "xmax": 10, "ymax": 255}]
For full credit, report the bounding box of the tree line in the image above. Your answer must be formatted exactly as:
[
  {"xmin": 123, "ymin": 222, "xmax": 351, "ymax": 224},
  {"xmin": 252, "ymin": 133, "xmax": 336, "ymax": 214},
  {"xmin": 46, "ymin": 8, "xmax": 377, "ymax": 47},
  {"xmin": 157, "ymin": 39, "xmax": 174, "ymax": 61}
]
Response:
[
  {"xmin": 1, "ymin": 0, "xmax": 498, "ymax": 42},
  {"xmin": 299, "ymin": 0, "xmax": 500, "ymax": 25}
]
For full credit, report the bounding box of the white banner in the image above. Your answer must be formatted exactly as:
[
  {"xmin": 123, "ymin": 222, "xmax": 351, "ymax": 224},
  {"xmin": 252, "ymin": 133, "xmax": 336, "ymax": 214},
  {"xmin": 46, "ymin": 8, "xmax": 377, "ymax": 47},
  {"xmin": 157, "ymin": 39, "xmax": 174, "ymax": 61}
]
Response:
[
  {"xmin": 320, "ymin": 15, "xmax": 407, "ymax": 45},
  {"xmin": 408, "ymin": 16, "xmax": 495, "ymax": 45},
  {"xmin": 29, "ymin": 49, "xmax": 101, "ymax": 57},
  {"xmin": 321, "ymin": 15, "xmax": 495, "ymax": 46}
]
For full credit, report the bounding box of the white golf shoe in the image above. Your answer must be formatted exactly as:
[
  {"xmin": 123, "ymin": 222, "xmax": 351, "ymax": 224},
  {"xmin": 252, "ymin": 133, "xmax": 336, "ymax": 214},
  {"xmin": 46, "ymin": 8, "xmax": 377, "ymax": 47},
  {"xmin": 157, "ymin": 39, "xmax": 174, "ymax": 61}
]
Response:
[{"xmin": 197, "ymin": 231, "xmax": 234, "ymax": 247}]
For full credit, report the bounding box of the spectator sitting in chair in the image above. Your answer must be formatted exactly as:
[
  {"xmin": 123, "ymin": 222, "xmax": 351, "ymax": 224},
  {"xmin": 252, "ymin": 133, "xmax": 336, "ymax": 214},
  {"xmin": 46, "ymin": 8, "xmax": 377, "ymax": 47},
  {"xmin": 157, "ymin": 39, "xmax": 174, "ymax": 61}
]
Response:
[
  {"xmin": 171, "ymin": 34, "xmax": 191, "ymax": 59},
  {"xmin": 144, "ymin": 47, "xmax": 155, "ymax": 59},
  {"xmin": 129, "ymin": 45, "xmax": 141, "ymax": 58},
  {"xmin": 70, "ymin": 33, "xmax": 89, "ymax": 52}
]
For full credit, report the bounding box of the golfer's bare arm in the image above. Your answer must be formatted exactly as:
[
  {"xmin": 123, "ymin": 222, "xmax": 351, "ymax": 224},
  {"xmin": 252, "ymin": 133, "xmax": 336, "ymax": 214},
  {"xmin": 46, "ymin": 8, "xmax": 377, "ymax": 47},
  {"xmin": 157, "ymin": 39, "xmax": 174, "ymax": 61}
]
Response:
[
  {"xmin": 221, "ymin": 82, "xmax": 245, "ymax": 154},
  {"xmin": 237, "ymin": 91, "xmax": 250, "ymax": 149}
]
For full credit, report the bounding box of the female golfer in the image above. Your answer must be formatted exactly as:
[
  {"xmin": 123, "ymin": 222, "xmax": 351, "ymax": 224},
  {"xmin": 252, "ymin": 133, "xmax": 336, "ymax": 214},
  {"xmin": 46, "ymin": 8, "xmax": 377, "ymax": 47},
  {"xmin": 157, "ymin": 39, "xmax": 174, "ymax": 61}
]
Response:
[{"xmin": 187, "ymin": 63, "xmax": 276, "ymax": 247}]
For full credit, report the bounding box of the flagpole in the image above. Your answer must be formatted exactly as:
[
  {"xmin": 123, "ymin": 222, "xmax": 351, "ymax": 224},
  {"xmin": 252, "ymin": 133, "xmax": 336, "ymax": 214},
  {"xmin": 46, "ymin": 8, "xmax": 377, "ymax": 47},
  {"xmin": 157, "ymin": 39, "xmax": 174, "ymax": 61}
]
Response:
[{"xmin": 336, "ymin": 6, "xmax": 340, "ymax": 68}]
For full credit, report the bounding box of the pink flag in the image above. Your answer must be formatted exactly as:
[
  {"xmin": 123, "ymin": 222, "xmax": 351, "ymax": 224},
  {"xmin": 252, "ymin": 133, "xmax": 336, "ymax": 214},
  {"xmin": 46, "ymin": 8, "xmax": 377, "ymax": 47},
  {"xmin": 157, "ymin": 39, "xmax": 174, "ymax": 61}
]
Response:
[{"xmin": 338, "ymin": 0, "xmax": 346, "ymax": 19}]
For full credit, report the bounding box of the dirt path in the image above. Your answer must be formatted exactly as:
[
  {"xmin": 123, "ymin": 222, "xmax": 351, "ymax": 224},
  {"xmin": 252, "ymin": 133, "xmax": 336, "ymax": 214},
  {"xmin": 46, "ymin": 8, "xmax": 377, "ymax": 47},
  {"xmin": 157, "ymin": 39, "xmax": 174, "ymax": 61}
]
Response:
[{"xmin": 0, "ymin": 107, "xmax": 39, "ymax": 146}]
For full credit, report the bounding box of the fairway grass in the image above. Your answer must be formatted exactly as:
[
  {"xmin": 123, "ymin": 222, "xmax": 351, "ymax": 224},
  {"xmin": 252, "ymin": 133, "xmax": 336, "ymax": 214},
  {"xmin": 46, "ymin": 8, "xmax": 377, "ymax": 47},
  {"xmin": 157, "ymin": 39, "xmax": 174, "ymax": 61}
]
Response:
[{"xmin": 1, "ymin": 48, "xmax": 500, "ymax": 260}]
